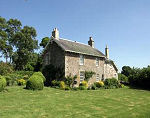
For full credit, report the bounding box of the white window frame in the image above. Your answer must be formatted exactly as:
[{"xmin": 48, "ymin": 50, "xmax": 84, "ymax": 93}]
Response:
[
  {"xmin": 80, "ymin": 71, "xmax": 85, "ymax": 83},
  {"xmin": 79, "ymin": 55, "xmax": 84, "ymax": 65},
  {"xmin": 96, "ymin": 58, "xmax": 99, "ymax": 66},
  {"xmin": 96, "ymin": 74, "xmax": 100, "ymax": 82}
]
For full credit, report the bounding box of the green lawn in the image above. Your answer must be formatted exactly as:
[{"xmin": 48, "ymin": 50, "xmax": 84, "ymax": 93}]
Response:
[{"xmin": 0, "ymin": 86, "xmax": 150, "ymax": 118}]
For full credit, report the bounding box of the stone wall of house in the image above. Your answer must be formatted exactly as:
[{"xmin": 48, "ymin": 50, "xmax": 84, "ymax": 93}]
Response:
[
  {"xmin": 43, "ymin": 41, "xmax": 65, "ymax": 70},
  {"xmin": 65, "ymin": 52, "xmax": 105, "ymax": 86},
  {"xmin": 104, "ymin": 63, "xmax": 118, "ymax": 79}
]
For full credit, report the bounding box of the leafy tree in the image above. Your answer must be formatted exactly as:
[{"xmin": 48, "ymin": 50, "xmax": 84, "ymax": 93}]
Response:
[
  {"xmin": 40, "ymin": 37, "xmax": 50, "ymax": 48},
  {"xmin": 118, "ymin": 73, "xmax": 128, "ymax": 83},
  {"xmin": 121, "ymin": 66, "xmax": 133, "ymax": 77},
  {"xmin": 12, "ymin": 26, "xmax": 38, "ymax": 70},
  {"xmin": 0, "ymin": 17, "xmax": 22, "ymax": 63},
  {"xmin": 0, "ymin": 17, "xmax": 13, "ymax": 63}
]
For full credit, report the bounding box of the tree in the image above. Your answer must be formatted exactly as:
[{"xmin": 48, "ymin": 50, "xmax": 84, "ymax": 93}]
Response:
[
  {"xmin": 0, "ymin": 17, "xmax": 12, "ymax": 63},
  {"xmin": 0, "ymin": 17, "xmax": 22, "ymax": 63},
  {"xmin": 12, "ymin": 26, "xmax": 38, "ymax": 70},
  {"xmin": 121, "ymin": 66, "xmax": 133, "ymax": 77},
  {"xmin": 40, "ymin": 37, "xmax": 50, "ymax": 48}
]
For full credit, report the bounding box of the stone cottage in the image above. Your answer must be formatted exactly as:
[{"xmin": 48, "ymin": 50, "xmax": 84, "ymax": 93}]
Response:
[{"xmin": 43, "ymin": 28, "xmax": 118, "ymax": 86}]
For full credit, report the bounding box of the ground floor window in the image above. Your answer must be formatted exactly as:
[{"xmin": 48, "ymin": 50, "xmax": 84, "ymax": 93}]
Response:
[
  {"xmin": 80, "ymin": 71, "xmax": 84, "ymax": 82},
  {"xmin": 96, "ymin": 74, "xmax": 100, "ymax": 82}
]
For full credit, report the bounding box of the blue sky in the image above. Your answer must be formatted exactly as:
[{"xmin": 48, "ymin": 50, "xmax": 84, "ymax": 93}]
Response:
[{"xmin": 0, "ymin": 0, "xmax": 150, "ymax": 71}]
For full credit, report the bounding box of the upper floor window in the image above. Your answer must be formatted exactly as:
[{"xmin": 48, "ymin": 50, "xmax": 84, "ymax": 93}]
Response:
[
  {"xmin": 79, "ymin": 55, "xmax": 84, "ymax": 65},
  {"xmin": 96, "ymin": 58, "xmax": 99, "ymax": 66},
  {"xmin": 80, "ymin": 71, "xmax": 85, "ymax": 82}
]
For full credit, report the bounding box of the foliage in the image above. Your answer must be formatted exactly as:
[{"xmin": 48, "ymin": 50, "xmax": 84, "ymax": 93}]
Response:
[
  {"xmin": 121, "ymin": 66, "xmax": 133, "ymax": 77},
  {"xmin": 17, "ymin": 79, "xmax": 26, "ymax": 86},
  {"xmin": 0, "ymin": 17, "xmax": 16, "ymax": 63},
  {"xmin": 40, "ymin": 37, "xmax": 51, "ymax": 48},
  {"xmin": 84, "ymin": 71, "xmax": 95, "ymax": 82},
  {"xmin": 91, "ymin": 84, "xmax": 97, "ymax": 90},
  {"xmin": 104, "ymin": 78, "xmax": 120, "ymax": 88},
  {"xmin": 51, "ymin": 80, "xmax": 60, "ymax": 87},
  {"xmin": 4, "ymin": 75, "xmax": 17, "ymax": 86},
  {"xmin": 34, "ymin": 53, "xmax": 43, "ymax": 72},
  {"xmin": 80, "ymin": 80, "xmax": 88, "ymax": 88},
  {"xmin": 118, "ymin": 73, "xmax": 128, "ymax": 84},
  {"xmin": 79, "ymin": 86, "xmax": 87, "ymax": 90},
  {"xmin": 26, "ymin": 75, "xmax": 44, "ymax": 90},
  {"xmin": 12, "ymin": 26, "xmax": 38, "ymax": 70},
  {"xmin": 42, "ymin": 64, "xmax": 64, "ymax": 86},
  {"xmin": 24, "ymin": 63, "xmax": 34, "ymax": 71},
  {"xmin": 64, "ymin": 74, "xmax": 77, "ymax": 88},
  {"xmin": 0, "ymin": 16, "xmax": 38, "ymax": 70},
  {"xmin": 0, "ymin": 75, "xmax": 6, "ymax": 91},
  {"xmin": 59, "ymin": 81, "xmax": 65, "ymax": 90},
  {"xmin": 64, "ymin": 86, "xmax": 71, "ymax": 90},
  {"xmin": 0, "ymin": 62, "xmax": 13, "ymax": 75},
  {"xmin": 95, "ymin": 81, "xmax": 104, "ymax": 88},
  {"xmin": 32, "ymin": 72, "xmax": 46, "ymax": 82},
  {"xmin": 128, "ymin": 66, "xmax": 150, "ymax": 89}
]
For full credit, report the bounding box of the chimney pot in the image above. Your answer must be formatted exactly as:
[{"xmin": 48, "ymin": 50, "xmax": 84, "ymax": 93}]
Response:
[
  {"xmin": 88, "ymin": 37, "xmax": 94, "ymax": 48},
  {"xmin": 52, "ymin": 28, "xmax": 59, "ymax": 40}
]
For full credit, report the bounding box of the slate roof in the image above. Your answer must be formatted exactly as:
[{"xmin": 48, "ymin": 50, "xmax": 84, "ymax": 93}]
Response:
[{"xmin": 53, "ymin": 38, "xmax": 105, "ymax": 57}]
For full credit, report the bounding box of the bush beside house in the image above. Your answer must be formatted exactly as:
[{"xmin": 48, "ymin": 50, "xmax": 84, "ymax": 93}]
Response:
[{"xmin": 26, "ymin": 72, "xmax": 44, "ymax": 90}]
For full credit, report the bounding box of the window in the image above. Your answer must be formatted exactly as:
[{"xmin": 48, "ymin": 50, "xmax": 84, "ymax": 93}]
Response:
[
  {"xmin": 79, "ymin": 55, "xmax": 84, "ymax": 65},
  {"xmin": 96, "ymin": 74, "xmax": 99, "ymax": 82},
  {"xmin": 45, "ymin": 53, "xmax": 49, "ymax": 65},
  {"xmin": 96, "ymin": 58, "xmax": 99, "ymax": 66},
  {"xmin": 80, "ymin": 71, "xmax": 84, "ymax": 82}
]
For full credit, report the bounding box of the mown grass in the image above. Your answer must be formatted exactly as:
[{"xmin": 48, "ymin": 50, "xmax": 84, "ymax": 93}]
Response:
[{"xmin": 0, "ymin": 86, "xmax": 150, "ymax": 118}]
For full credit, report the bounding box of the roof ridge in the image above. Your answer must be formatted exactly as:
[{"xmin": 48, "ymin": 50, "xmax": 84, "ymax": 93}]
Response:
[{"xmin": 59, "ymin": 38, "xmax": 90, "ymax": 47}]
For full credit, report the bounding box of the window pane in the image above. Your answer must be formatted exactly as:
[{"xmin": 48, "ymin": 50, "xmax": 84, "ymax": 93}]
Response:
[
  {"xmin": 96, "ymin": 58, "xmax": 99, "ymax": 66},
  {"xmin": 96, "ymin": 74, "xmax": 99, "ymax": 82},
  {"xmin": 80, "ymin": 55, "xmax": 84, "ymax": 65},
  {"xmin": 80, "ymin": 71, "xmax": 84, "ymax": 82}
]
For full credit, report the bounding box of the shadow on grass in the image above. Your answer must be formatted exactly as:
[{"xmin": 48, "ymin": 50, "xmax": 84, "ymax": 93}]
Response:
[{"xmin": 128, "ymin": 85, "xmax": 150, "ymax": 91}]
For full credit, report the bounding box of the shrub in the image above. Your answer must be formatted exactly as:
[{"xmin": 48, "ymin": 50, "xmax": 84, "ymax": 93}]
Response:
[
  {"xmin": 0, "ymin": 62, "xmax": 13, "ymax": 75},
  {"xmin": 80, "ymin": 81, "xmax": 88, "ymax": 88},
  {"xmin": 4, "ymin": 76, "xmax": 17, "ymax": 86},
  {"xmin": 84, "ymin": 71, "xmax": 95, "ymax": 82},
  {"xmin": 17, "ymin": 79, "xmax": 26, "ymax": 86},
  {"xmin": 42, "ymin": 64, "xmax": 64, "ymax": 86},
  {"xmin": 24, "ymin": 63, "xmax": 34, "ymax": 71},
  {"xmin": 32, "ymin": 72, "xmax": 46, "ymax": 82},
  {"xmin": 65, "ymin": 86, "xmax": 71, "ymax": 90},
  {"xmin": 118, "ymin": 73, "xmax": 128, "ymax": 83},
  {"xmin": 26, "ymin": 75, "xmax": 44, "ymax": 90},
  {"xmin": 95, "ymin": 81, "xmax": 104, "ymax": 88},
  {"xmin": 23, "ymin": 75, "xmax": 29, "ymax": 80},
  {"xmin": 59, "ymin": 81, "xmax": 65, "ymax": 90},
  {"xmin": 104, "ymin": 78, "xmax": 119, "ymax": 88},
  {"xmin": 72, "ymin": 87, "xmax": 79, "ymax": 91},
  {"xmin": 91, "ymin": 84, "xmax": 97, "ymax": 90},
  {"xmin": 64, "ymin": 74, "xmax": 77, "ymax": 88},
  {"xmin": 51, "ymin": 80, "xmax": 60, "ymax": 87},
  {"xmin": 79, "ymin": 86, "xmax": 87, "ymax": 90},
  {"xmin": 0, "ymin": 75, "xmax": 6, "ymax": 92}
]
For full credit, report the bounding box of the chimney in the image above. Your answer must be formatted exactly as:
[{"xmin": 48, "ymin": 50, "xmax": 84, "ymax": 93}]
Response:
[
  {"xmin": 52, "ymin": 28, "xmax": 59, "ymax": 40},
  {"xmin": 88, "ymin": 37, "xmax": 94, "ymax": 48},
  {"xmin": 105, "ymin": 45, "xmax": 109, "ymax": 59}
]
